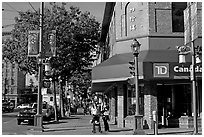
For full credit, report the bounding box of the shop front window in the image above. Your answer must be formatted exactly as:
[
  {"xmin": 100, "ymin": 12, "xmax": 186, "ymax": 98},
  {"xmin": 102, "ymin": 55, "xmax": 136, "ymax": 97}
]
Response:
[
  {"xmin": 127, "ymin": 85, "xmax": 144, "ymax": 116},
  {"xmin": 157, "ymin": 84, "xmax": 192, "ymax": 126}
]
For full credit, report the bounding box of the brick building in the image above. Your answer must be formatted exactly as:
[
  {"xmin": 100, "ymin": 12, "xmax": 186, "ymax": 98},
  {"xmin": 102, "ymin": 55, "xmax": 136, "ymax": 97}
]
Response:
[
  {"xmin": 2, "ymin": 32, "xmax": 26, "ymax": 107},
  {"xmin": 92, "ymin": 2, "xmax": 202, "ymax": 129}
]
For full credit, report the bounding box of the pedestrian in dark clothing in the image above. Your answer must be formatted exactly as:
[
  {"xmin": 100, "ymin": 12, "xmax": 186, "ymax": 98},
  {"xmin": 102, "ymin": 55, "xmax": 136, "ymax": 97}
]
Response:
[
  {"xmin": 92, "ymin": 114, "xmax": 101, "ymax": 133},
  {"xmin": 102, "ymin": 105, "xmax": 110, "ymax": 132}
]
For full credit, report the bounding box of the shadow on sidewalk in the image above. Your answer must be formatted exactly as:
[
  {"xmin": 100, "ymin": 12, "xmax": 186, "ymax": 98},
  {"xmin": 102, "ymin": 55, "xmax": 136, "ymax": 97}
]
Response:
[
  {"xmin": 60, "ymin": 116, "xmax": 80, "ymax": 120},
  {"xmin": 43, "ymin": 121, "xmax": 67, "ymax": 125},
  {"xmin": 43, "ymin": 116, "xmax": 80, "ymax": 125},
  {"xmin": 109, "ymin": 129, "xmax": 132, "ymax": 132},
  {"xmin": 43, "ymin": 128, "xmax": 76, "ymax": 132}
]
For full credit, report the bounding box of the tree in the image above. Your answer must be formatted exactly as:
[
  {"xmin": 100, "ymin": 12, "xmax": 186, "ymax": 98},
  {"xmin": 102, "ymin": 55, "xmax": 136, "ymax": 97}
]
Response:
[
  {"xmin": 3, "ymin": 2, "xmax": 100, "ymax": 74},
  {"xmin": 3, "ymin": 2, "xmax": 100, "ymax": 117}
]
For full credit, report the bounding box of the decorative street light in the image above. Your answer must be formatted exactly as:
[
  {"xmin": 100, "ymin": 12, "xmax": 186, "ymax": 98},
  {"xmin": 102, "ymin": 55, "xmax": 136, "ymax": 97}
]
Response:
[
  {"xmin": 176, "ymin": 44, "xmax": 201, "ymax": 134},
  {"xmin": 130, "ymin": 39, "xmax": 143, "ymax": 133},
  {"xmin": 131, "ymin": 38, "xmax": 141, "ymax": 116}
]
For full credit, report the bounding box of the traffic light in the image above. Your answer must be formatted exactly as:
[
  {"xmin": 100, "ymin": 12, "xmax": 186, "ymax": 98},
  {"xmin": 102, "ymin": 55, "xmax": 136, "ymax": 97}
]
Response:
[
  {"xmin": 42, "ymin": 79, "xmax": 51, "ymax": 88},
  {"xmin": 129, "ymin": 60, "xmax": 135, "ymax": 76}
]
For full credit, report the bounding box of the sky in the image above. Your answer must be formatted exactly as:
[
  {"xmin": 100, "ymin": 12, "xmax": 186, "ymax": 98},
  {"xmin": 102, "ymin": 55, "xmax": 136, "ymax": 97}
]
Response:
[{"xmin": 2, "ymin": 1, "xmax": 106, "ymax": 32}]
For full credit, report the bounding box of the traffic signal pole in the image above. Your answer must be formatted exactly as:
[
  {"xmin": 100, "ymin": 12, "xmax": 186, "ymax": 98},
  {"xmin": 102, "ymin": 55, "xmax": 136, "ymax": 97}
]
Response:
[{"xmin": 134, "ymin": 53, "xmax": 139, "ymax": 116}]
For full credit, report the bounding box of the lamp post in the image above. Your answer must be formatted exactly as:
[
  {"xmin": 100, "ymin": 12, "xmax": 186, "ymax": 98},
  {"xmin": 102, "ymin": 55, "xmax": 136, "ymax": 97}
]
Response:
[
  {"xmin": 34, "ymin": 2, "xmax": 44, "ymax": 129},
  {"xmin": 177, "ymin": 44, "xmax": 201, "ymax": 134},
  {"xmin": 131, "ymin": 38, "xmax": 141, "ymax": 116},
  {"xmin": 131, "ymin": 39, "xmax": 143, "ymax": 133}
]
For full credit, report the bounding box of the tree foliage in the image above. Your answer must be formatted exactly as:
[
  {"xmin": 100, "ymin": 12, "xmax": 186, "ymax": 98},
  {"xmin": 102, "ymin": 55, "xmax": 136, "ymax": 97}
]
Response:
[{"xmin": 3, "ymin": 2, "xmax": 100, "ymax": 79}]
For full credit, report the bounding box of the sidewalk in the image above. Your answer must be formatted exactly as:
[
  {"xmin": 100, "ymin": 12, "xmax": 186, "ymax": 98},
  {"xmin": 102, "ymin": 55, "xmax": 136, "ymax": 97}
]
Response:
[{"xmin": 27, "ymin": 114, "xmax": 202, "ymax": 135}]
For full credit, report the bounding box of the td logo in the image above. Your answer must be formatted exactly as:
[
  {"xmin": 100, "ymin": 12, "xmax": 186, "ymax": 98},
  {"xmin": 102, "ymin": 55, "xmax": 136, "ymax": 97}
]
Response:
[{"xmin": 153, "ymin": 63, "xmax": 169, "ymax": 78}]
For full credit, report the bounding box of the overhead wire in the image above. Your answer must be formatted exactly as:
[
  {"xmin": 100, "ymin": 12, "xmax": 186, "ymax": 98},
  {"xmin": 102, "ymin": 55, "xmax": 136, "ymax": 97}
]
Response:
[
  {"xmin": 28, "ymin": 2, "xmax": 38, "ymax": 13},
  {"xmin": 4, "ymin": 2, "xmax": 21, "ymax": 13},
  {"xmin": 2, "ymin": 8, "xmax": 20, "ymax": 13}
]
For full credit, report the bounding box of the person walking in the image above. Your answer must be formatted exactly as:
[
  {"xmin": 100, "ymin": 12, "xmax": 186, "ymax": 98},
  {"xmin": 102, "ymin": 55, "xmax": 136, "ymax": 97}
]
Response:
[
  {"xmin": 102, "ymin": 105, "xmax": 110, "ymax": 132},
  {"xmin": 90, "ymin": 102, "xmax": 102, "ymax": 133}
]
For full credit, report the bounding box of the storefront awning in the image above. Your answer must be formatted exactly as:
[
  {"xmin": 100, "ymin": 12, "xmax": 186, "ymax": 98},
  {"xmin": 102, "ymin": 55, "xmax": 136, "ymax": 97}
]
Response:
[
  {"xmin": 92, "ymin": 52, "xmax": 145, "ymax": 83},
  {"xmin": 92, "ymin": 50, "xmax": 194, "ymax": 92}
]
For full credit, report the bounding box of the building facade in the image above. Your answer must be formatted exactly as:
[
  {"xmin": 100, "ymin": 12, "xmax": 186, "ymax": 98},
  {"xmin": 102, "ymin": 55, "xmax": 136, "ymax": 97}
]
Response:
[
  {"xmin": 92, "ymin": 2, "xmax": 202, "ymax": 129},
  {"xmin": 2, "ymin": 32, "xmax": 27, "ymax": 107},
  {"xmin": 2, "ymin": 59, "xmax": 26, "ymax": 107}
]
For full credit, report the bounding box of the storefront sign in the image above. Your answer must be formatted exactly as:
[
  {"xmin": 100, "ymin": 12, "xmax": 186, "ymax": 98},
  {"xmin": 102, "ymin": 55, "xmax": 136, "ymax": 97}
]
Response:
[
  {"xmin": 173, "ymin": 65, "xmax": 202, "ymax": 73},
  {"xmin": 153, "ymin": 63, "xmax": 169, "ymax": 78}
]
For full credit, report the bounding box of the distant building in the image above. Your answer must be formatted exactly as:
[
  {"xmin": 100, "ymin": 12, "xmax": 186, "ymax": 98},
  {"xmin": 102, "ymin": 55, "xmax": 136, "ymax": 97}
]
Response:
[
  {"xmin": 2, "ymin": 32, "xmax": 26, "ymax": 107},
  {"xmin": 2, "ymin": 59, "xmax": 25, "ymax": 107}
]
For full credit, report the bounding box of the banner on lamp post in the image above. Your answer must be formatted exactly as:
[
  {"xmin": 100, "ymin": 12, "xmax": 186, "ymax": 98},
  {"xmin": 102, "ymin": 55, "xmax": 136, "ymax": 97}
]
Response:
[
  {"xmin": 44, "ymin": 30, "xmax": 56, "ymax": 57},
  {"xmin": 28, "ymin": 30, "xmax": 39, "ymax": 57},
  {"xmin": 184, "ymin": 2, "xmax": 201, "ymax": 45}
]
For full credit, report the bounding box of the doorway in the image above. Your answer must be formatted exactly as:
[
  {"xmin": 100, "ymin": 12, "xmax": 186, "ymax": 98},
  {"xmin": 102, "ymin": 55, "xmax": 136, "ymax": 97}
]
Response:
[{"xmin": 157, "ymin": 83, "xmax": 191, "ymax": 127}]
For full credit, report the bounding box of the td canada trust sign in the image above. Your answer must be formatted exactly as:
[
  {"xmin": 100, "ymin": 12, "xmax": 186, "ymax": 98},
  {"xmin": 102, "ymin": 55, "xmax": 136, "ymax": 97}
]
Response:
[
  {"xmin": 153, "ymin": 63, "xmax": 202, "ymax": 78},
  {"xmin": 153, "ymin": 63, "xmax": 169, "ymax": 78}
]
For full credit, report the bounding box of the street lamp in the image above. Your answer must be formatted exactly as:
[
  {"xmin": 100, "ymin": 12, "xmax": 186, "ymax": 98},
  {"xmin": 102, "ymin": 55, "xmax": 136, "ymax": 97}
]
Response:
[
  {"xmin": 176, "ymin": 44, "xmax": 202, "ymax": 134},
  {"xmin": 131, "ymin": 39, "xmax": 143, "ymax": 133},
  {"xmin": 131, "ymin": 38, "xmax": 141, "ymax": 116}
]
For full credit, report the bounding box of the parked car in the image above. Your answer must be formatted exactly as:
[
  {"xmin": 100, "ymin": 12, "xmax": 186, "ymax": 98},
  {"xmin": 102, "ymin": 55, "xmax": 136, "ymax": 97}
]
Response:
[
  {"xmin": 42, "ymin": 102, "xmax": 55, "ymax": 121},
  {"xmin": 17, "ymin": 107, "xmax": 36, "ymax": 125},
  {"xmin": 2, "ymin": 101, "xmax": 14, "ymax": 112},
  {"xmin": 32, "ymin": 102, "xmax": 55, "ymax": 120},
  {"xmin": 16, "ymin": 104, "xmax": 31, "ymax": 109},
  {"xmin": 17, "ymin": 102, "xmax": 55, "ymax": 125}
]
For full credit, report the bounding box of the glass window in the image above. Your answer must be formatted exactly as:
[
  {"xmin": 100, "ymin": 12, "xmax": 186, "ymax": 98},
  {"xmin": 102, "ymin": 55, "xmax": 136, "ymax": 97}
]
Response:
[
  {"xmin": 50, "ymin": 97, "xmax": 53, "ymax": 101},
  {"xmin": 172, "ymin": 2, "xmax": 187, "ymax": 32},
  {"xmin": 127, "ymin": 85, "xmax": 144, "ymax": 116},
  {"xmin": 11, "ymin": 78, "xmax": 15, "ymax": 85}
]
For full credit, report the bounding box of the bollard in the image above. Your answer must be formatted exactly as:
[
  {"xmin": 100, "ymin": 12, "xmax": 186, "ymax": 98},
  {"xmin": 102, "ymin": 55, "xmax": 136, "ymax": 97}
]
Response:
[{"xmin": 152, "ymin": 111, "xmax": 158, "ymax": 135}]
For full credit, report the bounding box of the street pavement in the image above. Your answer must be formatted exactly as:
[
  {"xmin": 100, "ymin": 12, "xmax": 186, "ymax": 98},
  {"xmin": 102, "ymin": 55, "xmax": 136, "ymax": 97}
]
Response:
[
  {"xmin": 27, "ymin": 114, "xmax": 202, "ymax": 135},
  {"xmin": 2, "ymin": 111, "xmax": 202, "ymax": 135}
]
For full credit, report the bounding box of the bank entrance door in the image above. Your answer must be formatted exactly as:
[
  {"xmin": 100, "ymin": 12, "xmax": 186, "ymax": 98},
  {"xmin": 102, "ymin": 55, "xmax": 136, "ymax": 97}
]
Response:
[{"xmin": 157, "ymin": 84, "xmax": 191, "ymax": 128}]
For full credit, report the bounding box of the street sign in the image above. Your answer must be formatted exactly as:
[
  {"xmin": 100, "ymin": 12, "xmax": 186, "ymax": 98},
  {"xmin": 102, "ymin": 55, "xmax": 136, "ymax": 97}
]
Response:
[{"xmin": 28, "ymin": 30, "xmax": 39, "ymax": 57}]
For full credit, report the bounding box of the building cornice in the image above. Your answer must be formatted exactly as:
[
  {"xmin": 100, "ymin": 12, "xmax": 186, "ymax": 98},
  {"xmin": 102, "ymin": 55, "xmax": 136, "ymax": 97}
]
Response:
[{"xmin": 115, "ymin": 33, "xmax": 202, "ymax": 42}]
